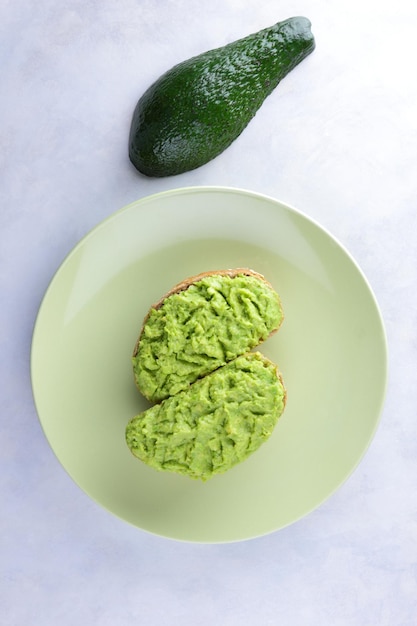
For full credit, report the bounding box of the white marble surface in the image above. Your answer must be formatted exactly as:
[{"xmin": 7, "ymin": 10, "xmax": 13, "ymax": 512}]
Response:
[{"xmin": 1, "ymin": 0, "xmax": 416, "ymax": 623}]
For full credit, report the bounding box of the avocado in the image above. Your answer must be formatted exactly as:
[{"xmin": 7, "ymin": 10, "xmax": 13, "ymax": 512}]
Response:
[
  {"xmin": 133, "ymin": 271, "xmax": 284, "ymax": 403},
  {"xmin": 126, "ymin": 352, "xmax": 286, "ymax": 480},
  {"xmin": 129, "ymin": 16, "xmax": 315, "ymax": 177}
]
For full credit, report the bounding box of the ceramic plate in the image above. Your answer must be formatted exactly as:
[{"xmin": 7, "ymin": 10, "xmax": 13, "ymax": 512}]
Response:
[{"xmin": 31, "ymin": 187, "xmax": 387, "ymax": 543}]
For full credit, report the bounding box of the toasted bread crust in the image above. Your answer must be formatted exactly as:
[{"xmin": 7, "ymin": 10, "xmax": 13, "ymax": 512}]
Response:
[
  {"xmin": 253, "ymin": 350, "xmax": 287, "ymax": 409},
  {"xmin": 274, "ymin": 362, "xmax": 288, "ymax": 409},
  {"xmin": 133, "ymin": 268, "xmax": 282, "ymax": 358}
]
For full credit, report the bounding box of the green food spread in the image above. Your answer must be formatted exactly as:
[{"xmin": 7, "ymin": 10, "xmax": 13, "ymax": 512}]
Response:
[
  {"xmin": 126, "ymin": 352, "xmax": 286, "ymax": 480},
  {"xmin": 133, "ymin": 273, "xmax": 283, "ymax": 402}
]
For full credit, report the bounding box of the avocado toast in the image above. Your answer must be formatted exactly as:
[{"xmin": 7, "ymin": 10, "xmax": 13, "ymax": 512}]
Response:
[
  {"xmin": 132, "ymin": 269, "xmax": 284, "ymax": 403},
  {"xmin": 126, "ymin": 269, "xmax": 286, "ymax": 480},
  {"xmin": 126, "ymin": 352, "xmax": 286, "ymax": 481}
]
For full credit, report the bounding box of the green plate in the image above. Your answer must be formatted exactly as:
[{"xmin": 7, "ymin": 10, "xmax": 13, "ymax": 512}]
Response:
[{"xmin": 31, "ymin": 187, "xmax": 388, "ymax": 543}]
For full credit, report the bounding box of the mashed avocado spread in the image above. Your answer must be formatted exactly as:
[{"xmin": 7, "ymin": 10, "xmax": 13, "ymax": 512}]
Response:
[
  {"xmin": 126, "ymin": 352, "xmax": 286, "ymax": 480},
  {"xmin": 133, "ymin": 273, "xmax": 283, "ymax": 402}
]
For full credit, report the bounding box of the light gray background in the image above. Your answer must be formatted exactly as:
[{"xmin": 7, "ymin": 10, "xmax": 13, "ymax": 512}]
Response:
[{"xmin": 1, "ymin": 1, "xmax": 416, "ymax": 624}]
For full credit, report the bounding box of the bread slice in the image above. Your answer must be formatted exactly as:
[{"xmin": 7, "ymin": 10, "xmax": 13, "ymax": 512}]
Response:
[
  {"xmin": 134, "ymin": 268, "xmax": 280, "ymax": 334},
  {"xmin": 126, "ymin": 352, "xmax": 287, "ymax": 481},
  {"xmin": 132, "ymin": 268, "xmax": 284, "ymax": 402}
]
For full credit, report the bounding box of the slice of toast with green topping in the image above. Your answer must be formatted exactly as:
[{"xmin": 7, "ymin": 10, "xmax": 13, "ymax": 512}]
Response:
[
  {"xmin": 126, "ymin": 352, "xmax": 286, "ymax": 480},
  {"xmin": 132, "ymin": 269, "xmax": 284, "ymax": 402}
]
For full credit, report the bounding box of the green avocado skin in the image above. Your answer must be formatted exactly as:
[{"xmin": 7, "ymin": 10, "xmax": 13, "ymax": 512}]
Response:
[
  {"xmin": 126, "ymin": 353, "xmax": 286, "ymax": 481},
  {"xmin": 129, "ymin": 16, "xmax": 315, "ymax": 177}
]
